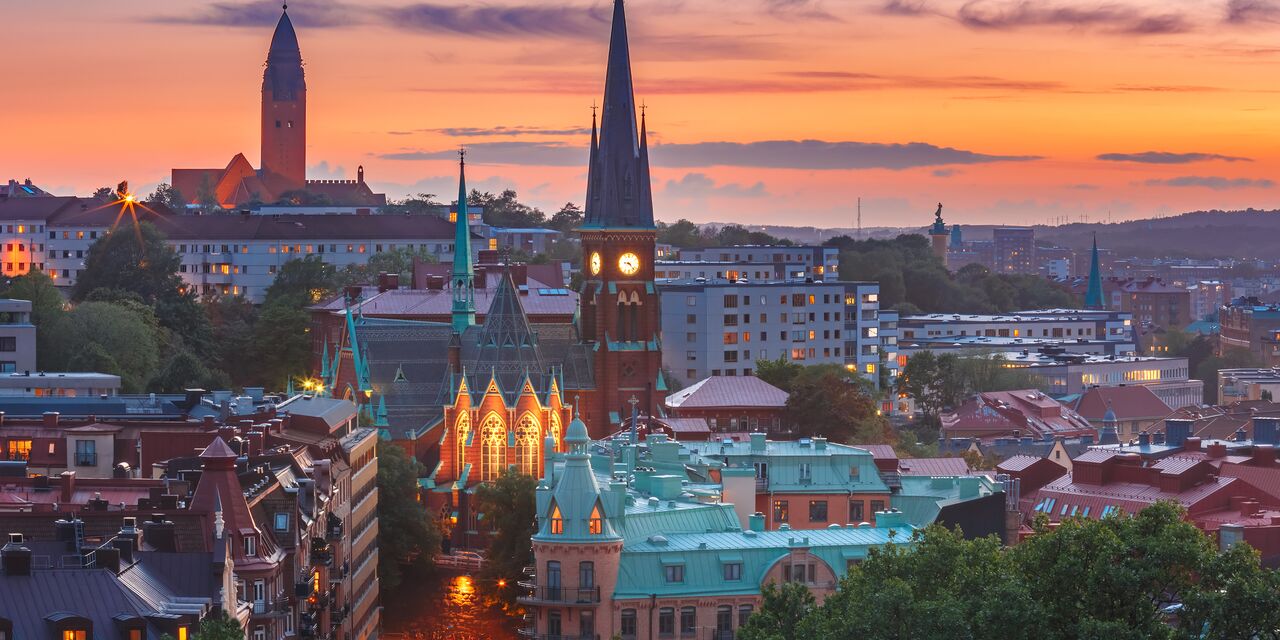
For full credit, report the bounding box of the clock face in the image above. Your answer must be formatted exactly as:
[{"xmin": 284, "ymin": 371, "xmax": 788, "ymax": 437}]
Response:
[
  {"xmin": 589, "ymin": 252, "xmax": 602, "ymax": 275},
  {"xmin": 618, "ymin": 252, "xmax": 641, "ymax": 276}
]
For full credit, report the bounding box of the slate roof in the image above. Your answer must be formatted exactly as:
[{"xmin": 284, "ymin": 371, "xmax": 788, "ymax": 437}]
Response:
[
  {"xmin": 664, "ymin": 376, "xmax": 788, "ymax": 410},
  {"xmin": 896, "ymin": 457, "xmax": 971, "ymax": 477},
  {"xmin": 1073, "ymin": 385, "xmax": 1172, "ymax": 421},
  {"xmin": 0, "ymin": 569, "xmax": 157, "ymax": 640}
]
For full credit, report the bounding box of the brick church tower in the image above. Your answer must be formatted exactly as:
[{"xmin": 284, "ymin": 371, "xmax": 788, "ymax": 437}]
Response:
[
  {"xmin": 261, "ymin": 5, "xmax": 306, "ymax": 191},
  {"xmin": 578, "ymin": 0, "xmax": 666, "ymax": 438}
]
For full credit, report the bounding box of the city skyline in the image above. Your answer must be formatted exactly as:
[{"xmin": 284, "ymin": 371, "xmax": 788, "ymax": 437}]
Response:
[{"xmin": 7, "ymin": 0, "xmax": 1280, "ymax": 226}]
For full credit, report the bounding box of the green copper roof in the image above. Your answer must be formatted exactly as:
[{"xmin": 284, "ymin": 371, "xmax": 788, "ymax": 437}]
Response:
[
  {"xmin": 1085, "ymin": 234, "xmax": 1105, "ymax": 310},
  {"xmin": 688, "ymin": 438, "xmax": 890, "ymax": 494}
]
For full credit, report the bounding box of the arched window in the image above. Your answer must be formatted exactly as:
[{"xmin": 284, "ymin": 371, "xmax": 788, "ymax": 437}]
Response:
[
  {"xmin": 549, "ymin": 411, "xmax": 562, "ymax": 451},
  {"xmin": 515, "ymin": 413, "xmax": 541, "ymax": 476},
  {"xmin": 589, "ymin": 503, "xmax": 604, "ymax": 535},
  {"xmin": 549, "ymin": 503, "xmax": 564, "ymax": 535},
  {"xmin": 480, "ymin": 413, "xmax": 505, "ymax": 481},
  {"xmin": 455, "ymin": 412, "xmax": 471, "ymax": 471},
  {"xmin": 628, "ymin": 291, "xmax": 641, "ymax": 342},
  {"xmin": 616, "ymin": 292, "xmax": 628, "ymax": 341}
]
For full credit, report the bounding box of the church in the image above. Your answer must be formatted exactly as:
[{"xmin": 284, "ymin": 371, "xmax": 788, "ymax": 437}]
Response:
[
  {"xmin": 171, "ymin": 5, "xmax": 385, "ymax": 209},
  {"xmin": 319, "ymin": 0, "xmax": 665, "ymax": 543}
]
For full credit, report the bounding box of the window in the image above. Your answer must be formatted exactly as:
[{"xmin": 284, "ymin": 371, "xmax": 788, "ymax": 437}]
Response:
[
  {"xmin": 723, "ymin": 332, "xmax": 739, "ymax": 345},
  {"xmin": 274, "ymin": 513, "xmax": 289, "ymax": 531},
  {"xmin": 6, "ymin": 439, "xmax": 31, "ymax": 461},
  {"xmin": 850, "ymin": 501, "xmax": 864, "ymax": 522},
  {"xmin": 686, "ymin": 314, "xmax": 696, "ymax": 324},
  {"xmin": 717, "ymin": 606, "xmax": 733, "ymax": 633},
  {"xmin": 773, "ymin": 499, "xmax": 789, "ymax": 523},
  {"xmin": 285, "ymin": 607, "xmax": 295, "ymax": 635},
  {"xmin": 809, "ymin": 500, "xmax": 828, "ymax": 522},
  {"xmin": 580, "ymin": 561, "xmax": 595, "ymax": 588},
  {"xmin": 723, "ymin": 562, "xmax": 742, "ymax": 581},
  {"xmin": 549, "ymin": 504, "xmax": 564, "ymax": 534},
  {"xmin": 799, "ymin": 462, "xmax": 811, "ymax": 479},
  {"xmin": 129, "ymin": 630, "xmax": 142, "ymax": 640},
  {"xmin": 580, "ymin": 611, "xmax": 595, "ymax": 638},
  {"xmin": 621, "ymin": 609, "xmax": 638, "ymax": 639},
  {"xmin": 724, "ymin": 294, "xmax": 739, "ymax": 308},
  {"xmin": 659, "ymin": 608, "xmax": 675, "ymax": 636},
  {"xmin": 589, "ymin": 504, "xmax": 604, "ymax": 535},
  {"xmin": 738, "ymin": 605, "xmax": 754, "ymax": 628},
  {"xmin": 680, "ymin": 607, "xmax": 697, "ymax": 635},
  {"xmin": 871, "ymin": 500, "xmax": 885, "ymax": 514},
  {"xmin": 547, "ymin": 612, "xmax": 562, "ymax": 637},
  {"xmin": 244, "ymin": 535, "xmax": 256, "ymax": 557},
  {"xmin": 63, "ymin": 631, "xmax": 87, "ymax": 640},
  {"xmin": 177, "ymin": 627, "xmax": 188, "ymax": 640},
  {"xmin": 664, "ymin": 564, "xmax": 684, "ymax": 583},
  {"xmin": 74, "ymin": 439, "xmax": 96, "ymax": 466}
]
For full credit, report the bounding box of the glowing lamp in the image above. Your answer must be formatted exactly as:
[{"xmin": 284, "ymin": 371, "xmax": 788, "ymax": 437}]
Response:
[
  {"xmin": 497, "ymin": 579, "xmax": 507, "ymax": 588},
  {"xmin": 363, "ymin": 389, "xmax": 373, "ymax": 399}
]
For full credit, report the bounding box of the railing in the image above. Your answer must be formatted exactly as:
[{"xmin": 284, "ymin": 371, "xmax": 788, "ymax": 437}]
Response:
[
  {"xmin": 311, "ymin": 549, "xmax": 334, "ymax": 567},
  {"xmin": 518, "ymin": 585, "xmax": 601, "ymax": 605},
  {"xmin": 798, "ymin": 477, "xmax": 813, "ymax": 485},
  {"xmin": 435, "ymin": 552, "xmax": 485, "ymax": 571},
  {"xmin": 253, "ymin": 600, "xmax": 269, "ymax": 614},
  {"xmin": 75, "ymin": 453, "xmax": 97, "ymax": 466},
  {"xmin": 754, "ymin": 477, "xmax": 767, "ymax": 491}
]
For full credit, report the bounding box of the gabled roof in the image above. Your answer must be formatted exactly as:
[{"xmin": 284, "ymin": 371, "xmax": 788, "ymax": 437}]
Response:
[
  {"xmin": 1073, "ymin": 385, "xmax": 1172, "ymax": 421},
  {"xmin": 664, "ymin": 376, "xmax": 788, "ymax": 410}
]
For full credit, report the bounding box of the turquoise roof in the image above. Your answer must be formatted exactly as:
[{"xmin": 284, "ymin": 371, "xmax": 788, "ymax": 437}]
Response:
[
  {"xmin": 688, "ymin": 438, "xmax": 889, "ymax": 494},
  {"xmin": 891, "ymin": 475, "xmax": 1001, "ymax": 526}
]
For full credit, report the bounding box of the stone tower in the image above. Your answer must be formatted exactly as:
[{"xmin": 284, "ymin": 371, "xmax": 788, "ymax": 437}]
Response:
[{"xmin": 261, "ymin": 5, "xmax": 307, "ymax": 190}]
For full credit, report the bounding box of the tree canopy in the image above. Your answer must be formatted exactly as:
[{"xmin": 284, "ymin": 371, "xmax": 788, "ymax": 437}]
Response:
[
  {"xmin": 474, "ymin": 467, "xmax": 538, "ymax": 603},
  {"xmin": 377, "ymin": 441, "xmax": 443, "ymax": 592}
]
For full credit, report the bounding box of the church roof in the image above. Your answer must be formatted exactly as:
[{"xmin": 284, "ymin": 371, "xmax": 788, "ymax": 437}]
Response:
[
  {"xmin": 583, "ymin": 0, "xmax": 653, "ymax": 229},
  {"xmin": 269, "ymin": 8, "xmax": 301, "ymax": 59}
]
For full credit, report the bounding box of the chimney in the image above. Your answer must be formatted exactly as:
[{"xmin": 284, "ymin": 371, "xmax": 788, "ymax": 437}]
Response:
[
  {"xmin": 377, "ymin": 272, "xmax": 400, "ymax": 293},
  {"xmin": 1252, "ymin": 444, "xmax": 1276, "ymax": 468},
  {"xmin": 94, "ymin": 545, "xmax": 121, "ymax": 573},
  {"xmin": 202, "ymin": 415, "xmax": 216, "ymax": 429},
  {"xmin": 748, "ymin": 512, "xmax": 765, "ymax": 532},
  {"xmin": 428, "ymin": 275, "xmax": 445, "ymax": 291},
  {"xmin": 1166, "ymin": 419, "xmax": 1192, "ymax": 448},
  {"xmin": 750, "ymin": 432, "xmax": 766, "ymax": 452},
  {"xmin": 142, "ymin": 514, "xmax": 177, "ymax": 552},
  {"xmin": 1207, "ymin": 442, "xmax": 1228, "ymax": 459},
  {"xmin": 1, "ymin": 533, "xmax": 32, "ymax": 576},
  {"xmin": 42, "ymin": 411, "xmax": 59, "ymax": 427},
  {"xmin": 59, "ymin": 471, "xmax": 76, "ymax": 504},
  {"xmin": 814, "ymin": 437, "xmax": 827, "ymax": 450},
  {"xmin": 1184, "ymin": 437, "xmax": 1201, "ymax": 452},
  {"xmin": 1138, "ymin": 432, "xmax": 1150, "ymax": 447}
]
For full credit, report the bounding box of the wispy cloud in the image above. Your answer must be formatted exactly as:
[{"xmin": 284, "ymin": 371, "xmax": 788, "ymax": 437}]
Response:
[
  {"xmin": 664, "ymin": 173, "xmax": 770, "ymax": 199},
  {"xmin": 932, "ymin": 168, "xmax": 959, "ymax": 177},
  {"xmin": 1227, "ymin": 0, "xmax": 1280, "ymax": 23},
  {"xmin": 1144, "ymin": 176, "xmax": 1276, "ymax": 190},
  {"xmin": 148, "ymin": 0, "xmax": 359, "ymax": 27},
  {"xmin": 378, "ymin": 3, "xmax": 609, "ymax": 38},
  {"xmin": 652, "ymin": 140, "xmax": 1041, "ymax": 170},
  {"xmin": 380, "ymin": 138, "xmax": 1040, "ymax": 170},
  {"xmin": 1097, "ymin": 151, "xmax": 1252, "ymax": 163},
  {"xmin": 430, "ymin": 125, "xmax": 593, "ymax": 137},
  {"xmin": 880, "ymin": 0, "xmax": 931, "ymax": 16},
  {"xmin": 761, "ymin": 0, "xmax": 837, "ymax": 20},
  {"xmin": 956, "ymin": 1, "xmax": 1193, "ymax": 34}
]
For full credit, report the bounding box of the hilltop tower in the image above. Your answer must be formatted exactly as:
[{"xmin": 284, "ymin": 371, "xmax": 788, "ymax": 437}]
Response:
[
  {"xmin": 929, "ymin": 203, "xmax": 949, "ymax": 264},
  {"xmin": 578, "ymin": 0, "xmax": 665, "ymax": 437},
  {"xmin": 261, "ymin": 4, "xmax": 307, "ymax": 190}
]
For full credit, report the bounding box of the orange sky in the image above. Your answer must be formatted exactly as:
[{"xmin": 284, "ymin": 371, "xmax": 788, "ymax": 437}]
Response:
[{"xmin": 5, "ymin": 0, "xmax": 1280, "ymax": 228}]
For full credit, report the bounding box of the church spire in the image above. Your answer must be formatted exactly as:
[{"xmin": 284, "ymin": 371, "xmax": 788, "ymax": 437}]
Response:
[
  {"xmin": 1085, "ymin": 234, "xmax": 1105, "ymax": 310},
  {"xmin": 584, "ymin": 0, "xmax": 654, "ymax": 229},
  {"xmin": 452, "ymin": 149, "xmax": 476, "ymax": 333}
]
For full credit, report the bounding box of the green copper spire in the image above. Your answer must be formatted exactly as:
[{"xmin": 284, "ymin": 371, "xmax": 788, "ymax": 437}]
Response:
[
  {"xmin": 1085, "ymin": 234, "xmax": 1105, "ymax": 310},
  {"xmin": 452, "ymin": 148, "xmax": 476, "ymax": 333}
]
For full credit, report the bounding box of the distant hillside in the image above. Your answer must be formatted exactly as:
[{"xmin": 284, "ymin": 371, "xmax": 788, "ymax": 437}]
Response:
[{"xmin": 1032, "ymin": 210, "xmax": 1280, "ymax": 259}]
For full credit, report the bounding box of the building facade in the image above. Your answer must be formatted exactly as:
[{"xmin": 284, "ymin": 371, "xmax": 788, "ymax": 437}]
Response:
[
  {"xmin": 675, "ymin": 245, "xmax": 840, "ymax": 281},
  {"xmin": 993, "ymin": 227, "xmax": 1035, "ymax": 274}
]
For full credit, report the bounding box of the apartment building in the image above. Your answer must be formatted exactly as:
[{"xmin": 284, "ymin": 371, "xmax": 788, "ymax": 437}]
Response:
[
  {"xmin": 659, "ymin": 279, "xmax": 883, "ymax": 387},
  {"xmin": 676, "ymin": 245, "xmax": 840, "ymax": 281}
]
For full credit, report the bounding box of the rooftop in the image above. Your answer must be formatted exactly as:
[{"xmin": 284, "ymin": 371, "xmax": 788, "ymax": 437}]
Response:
[{"xmin": 664, "ymin": 376, "xmax": 788, "ymax": 410}]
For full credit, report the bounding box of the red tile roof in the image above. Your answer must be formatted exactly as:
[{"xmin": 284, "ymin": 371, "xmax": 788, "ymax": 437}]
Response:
[
  {"xmin": 1073, "ymin": 385, "xmax": 1172, "ymax": 421},
  {"xmin": 942, "ymin": 389, "xmax": 1095, "ymax": 441},
  {"xmin": 664, "ymin": 376, "xmax": 788, "ymax": 410},
  {"xmin": 1220, "ymin": 462, "xmax": 1280, "ymax": 502}
]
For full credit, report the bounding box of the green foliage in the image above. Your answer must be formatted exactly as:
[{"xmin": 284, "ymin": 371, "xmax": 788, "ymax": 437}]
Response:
[
  {"xmin": 377, "ymin": 440, "xmax": 443, "ymax": 591},
  {"xmin": 206, "ymin": 295, "xmax": 259, "ymax": 386},
  {"xmin": 381, "ymin": 193, "xmax": 443, "ymax": 215},
  {"xmin": 786, "ymin": 365, "xmax": 889, "ymax": 443},
  {"xmin": 898, "ymin": 351, "xmax": 1039, "ymax": 418},
  {"xmin": 755, "ymin": 357, "xmax": 804, "ymax": 392},
  {"xmin": 1194, "ymin": 346, "xmax": 1261, "ymax": 405},
  {"xmin": 469, "ymin": 189, "xmax": 547, "ymax": 228},
  {"xmin": 72, "ymin": 222, "xmax": 183, "ymax": 304},
  {"xmin": 548, "ymin": 202, "xmax": 583, "ymax": 232},
  {"xmin": 826, "ymin": 234, "xmax": 1076, "ymax": 313},
  {"xmin": 149, "ymin": 348, "xmax": 228, "ymax": 393},
  {"xmin": 656, "ymin": 219, "xmax": 793, "ymax": 249},
  {"xmin": 192, "ymin": 611, "xmax": 243, "ymax": 640},
  {"xmin": 738, "ymin": 582, "xmax": 816, "ymax": 640},
  {"xmin": 749, "ymin": 502, "xmax": 1280, "ymax": 640},
  {"xmin": 340, "ymin": 247, "xmax": 439, "ymax": 286},
  {"xmin": 474, "ymin": 467, "xmax": 538, "ymax": 603},
  {"xmin": 265, "ymin": 256, "xmax": 339, "ymax": 306},
  {"xmin": 145, "ymin": 182, "xmax": 187, "ymax": 212},
  {"xmin": 57, "ymin": 301, "xmax": 160, "ymax": 392},
  {"xmin": 250, "ymin": 301, "xmax": 312, "ymax": 391},
  {"xmin": 1, "ymin": 271, "xmax": 66, "ymax": 370}
]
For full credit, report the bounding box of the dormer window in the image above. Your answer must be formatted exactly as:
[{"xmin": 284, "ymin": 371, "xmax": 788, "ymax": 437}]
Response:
[
  {"xmin": 589, "ymin": 504, "xmax": 603, "ymax": 535},
  {"xmin": 244, "ymin": 535, "xmax": 257, "ymax": 557},
  {"xmin": 62, "ymin": 630, "xmax": 86, "ymax": 640},
  {"xmin": 549, "ymin": 504, "xmax": 563, "ymax": 535}
]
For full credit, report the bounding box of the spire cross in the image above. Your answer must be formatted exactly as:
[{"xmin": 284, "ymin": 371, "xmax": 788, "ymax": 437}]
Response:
[
  {"xmin": 640, "ymin": 101, "xmax": 648, "ymax": 117},
  {"xmin": 459, "ymin": 146, "xmax": 466, "ymax": 164},
  {"xmin": 283, "ymin": 2, "xmax": 288, "ymax": 10},
  {"xmin": 591, "ymin": 101, "xmax": 598, "ymax": 119}
]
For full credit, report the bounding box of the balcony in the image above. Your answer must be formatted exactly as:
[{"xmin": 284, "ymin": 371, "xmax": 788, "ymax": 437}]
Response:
[
  {"xmin": 327, "ymin": 513, "xmax": 344, "ymax": 541},
  {"xmin": 310, "ymin": 538, "xmax": 334, "ymax": 567},
  {"xmin": 517, "ymin": 585, "xmax": 601, "ymax": 606},
  {"xmin": 74, "ymin": 452, "xmax": 97, "ymax": 467}
]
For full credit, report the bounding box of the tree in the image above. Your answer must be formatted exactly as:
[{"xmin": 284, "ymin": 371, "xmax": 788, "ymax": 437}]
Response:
[
  {"xmin": 206, "ymin": 296, "xmax": 259, "ymax": 386},
  {"xmin": 249, "ymin": 301, "xmax": 311, "ymax": 391},
  {"xmin": 73, "ymin": 222, "xmax": 184, "ymax": 304},
  {"xmin": 265, "ymin": 256, "xmax": 339, "ymax": 307},
  {"xmin": 377, "ymin": 441, "xmax": 443, "ymax": 591},
  {"xmin": 149, "ymin": 348, "xmax": 227, "ymax": 393},
  {"xmin": 738, "ymin": 582, "xmax": 816, "ymax": 640},
  {"xmin": 657, "ymin": 219, "xmax": 706, "ymax": 248},
  {"xmin": 58, "ymin": 301, "xmax": 161, "ymax": 393},
  {"xmin": 755, "ymin": 357, "xmax": 803, "ymax": 392},
  {"xmin": 145, "ymin": 182, "xmax": 187, "ymax": 212},
  {"xmin": 381, "ymin": 193, "xmax": 443, "ymax": 216},
  {"xmin": 548, "ymin": 202, "xmax": 583, "ymax": 232},
  {"xmin": 469, "ymin": 189, "xmax": 546, "ymax": 228},
  {"xmin": 473, "ymin": 467, "xmax": 538, "ymax": 603},
  {"xmin": 91, "ymin": 186, "xmax": 116, "ymax": 201},
  {"xmin": 192, "ymin": 611, "xmax": 243, "ymax": 640},
  {"xmin": 1, "ymin": 271, "xmax": 66, "ymax": 370},
  {"xmin": 785, "ymin": 365, "xmax": 888, "ymax": 443}
]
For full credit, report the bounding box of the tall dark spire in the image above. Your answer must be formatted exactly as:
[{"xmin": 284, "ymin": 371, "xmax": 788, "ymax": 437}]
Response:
[
  {"xmin": 1085, "ymin": 234, "xmax": 1106, "ymax": 310},
  {"xmin": 265, "ymin": 6, "xmax": 304, "ymax": 97},
  {"xmin": 452, "ymin": 149, "xmax": 476, "ymax": 333},
  {"xmin": 584, "ymin": 0, "xmax": 654, "ymax": 229}
]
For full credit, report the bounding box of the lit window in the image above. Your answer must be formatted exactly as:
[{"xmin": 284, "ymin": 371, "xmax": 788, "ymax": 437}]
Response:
[
  {"xmin": 589, "ymin": 504, "xmax": 603, "ymax": 535},
  {"xmin": 550, "ymin": 504, "xmax": 564, "ymax": 534},
  {"xmin": 177, "ymin": 627, "xmax": 188, "ymax": 640}
]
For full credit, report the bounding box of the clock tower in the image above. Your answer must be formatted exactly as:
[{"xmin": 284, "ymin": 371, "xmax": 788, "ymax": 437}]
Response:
[{"xmin": 578, "ymin": 0, "xmax": 665, "ymax": 438}]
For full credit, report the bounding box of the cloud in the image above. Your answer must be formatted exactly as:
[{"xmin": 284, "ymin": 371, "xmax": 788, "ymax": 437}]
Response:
[
  {"xmin": 429, "ymin": 125, "xmax": 593, "ymax": 137},
  {"xmin": 1066, "ymin": 183, "xmax": 1099, "ymax": 190},
  {"xmin": 761, "ymin": 0, "xmax": 837, "ymax": 19},
  {"xmin": 886, "ymin": 0, "xmax": 1197, "ymax": 35},
  {"xmin": 651, "ymin": 140, "xmax": 1041, "ymax": 170},
  {"xmin": 1097, "ymin": 151, "xmax": 1252, "ymax": 163},
  {"xmin": 1227, "ymin": 0, "xmax": 1280, "ymax": 23},
  {"xmin": 1144, "ymin": 176, "xmax": 1275, "ymax": 190},
  {"xmin": 381, "ymin": 139, "xmax": 1040, "ymax": 170},
  {"xmin": 663, "ymin": 173, "xmax": 770, "ymax": 199},
  {"xmin": 148, "ymin": 0, "xmax": 359, "ymax": 27},
  {"xmin": 932, "ymin": 169, "xmax": 959, "ymax": 177},
  {"xmin": 308, "ymin": 161, "xmax": 347, "ymax": 180},
  {"xmin": 378, "ymin": 3, "xmax": 609, "ymax": 38},
  {"xmin": 380, "ymin": 141, "xmax": 586, "ymax": 166},
  {"xmin": 780, "ymin": 70, "xmax": 1065, "ymax": 92}
]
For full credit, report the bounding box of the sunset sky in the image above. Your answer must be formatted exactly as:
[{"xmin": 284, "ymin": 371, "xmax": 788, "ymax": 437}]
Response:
[{"xmin": 6, "ymin": 0, "xmax": 1280, "ymax": 228}]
